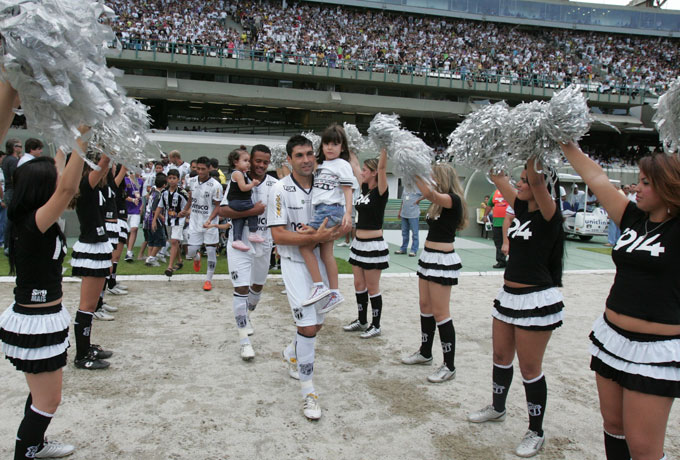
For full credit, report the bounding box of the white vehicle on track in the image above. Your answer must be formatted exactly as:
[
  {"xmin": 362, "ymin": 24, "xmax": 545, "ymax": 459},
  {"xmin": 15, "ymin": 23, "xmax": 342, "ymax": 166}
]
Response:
[{"xmin": 558, "ymin": 173, "xmax": 619, "ymax": 241}]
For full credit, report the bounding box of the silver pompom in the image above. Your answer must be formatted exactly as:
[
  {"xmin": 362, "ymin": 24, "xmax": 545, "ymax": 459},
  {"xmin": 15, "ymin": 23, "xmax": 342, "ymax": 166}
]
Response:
[
  {"xmin": 545, "ymin": 84, "xmax": 592, "ymax": 145},
  {"xmin": 367, "ymin": 113, "xmax": 401, "ymax": 152},
  {"xmin": 269, "ymin": 143, "xmax": 288, "ymax": 169},
  {"xmin": 343, "ymin": 122, "xmax": 363, "ymax": 153},
  {"xmin": 447, "ymin": 102, "xmax": 512, "ymax": 174},
  {"xmin": 302, "ymin": 131, "xmax": 321, "ymax": 154},
  {"xmin": 503, "ymin": 100, "xmax": 563, "ymax": 170},
  {"xmin": 390, "ymin": 130, "xmax": 435, "ymax": 189},
  {"xmin": 0, "ymin": 0, "xmax": 129, "ymax": 158},
  {"xmin": 653, "ymin": 77, "xmax": 680, "ymax": 154},
  {"xmin": 90, "ymin": 96, "xmax": 159, "ymax": 172}
]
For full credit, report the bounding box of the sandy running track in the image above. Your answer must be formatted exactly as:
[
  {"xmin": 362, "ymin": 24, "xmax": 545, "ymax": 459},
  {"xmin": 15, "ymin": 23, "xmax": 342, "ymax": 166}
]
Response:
[{"xmin": 1, "ymin": 273, "xmax": 678, "ymax": 459}]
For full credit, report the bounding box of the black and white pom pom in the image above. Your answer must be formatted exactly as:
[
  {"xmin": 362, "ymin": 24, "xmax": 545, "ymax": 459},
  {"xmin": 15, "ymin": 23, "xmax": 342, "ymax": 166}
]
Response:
[
  {"xmin": 368, "ymin": 113, "xmax": 401, "ymax": 152},
  {"xmin": 653, "ymin": 78, "xmax": 680, "ymax": 154},
  {"xmin": 390, "ymin": 130, "xmax": 435, "ymax": 189}
]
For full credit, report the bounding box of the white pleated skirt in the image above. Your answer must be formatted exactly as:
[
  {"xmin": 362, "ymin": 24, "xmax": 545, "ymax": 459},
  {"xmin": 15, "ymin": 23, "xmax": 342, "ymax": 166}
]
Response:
[
  {"xmin": 348, "ymin": 236, "xmax": 389, "ymax": 270},
  {"xmin": 417, "ymin": 247, "xmax": 462, "ymax": 286}
]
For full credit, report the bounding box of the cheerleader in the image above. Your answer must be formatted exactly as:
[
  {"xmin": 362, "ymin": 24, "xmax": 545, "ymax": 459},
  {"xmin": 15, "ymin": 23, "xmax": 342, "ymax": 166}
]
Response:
[
  {"xmin": 108, "ymin": 163, "xmax": 129, "ymax": 294},
  {"xmin": 343, "ymin": 148, "xmax": 389, "ymax": 338},
  {"xmin": 467, "ymin": 159, "xmax": 565, "ymax": 458},
  {"xmin": 69, "ymin": 153, "xmax": 114, "ymax": 369},
  {"xmin": 1, "ymin": 133, "xmax": 86, "ymax": 458},
  {"xmin": 401, "ymin": 164, "xmax": 468, "ymax": 383},
  {"xmin": 561, "ymin": 142, "xmax": 679, "ymax": 460}
]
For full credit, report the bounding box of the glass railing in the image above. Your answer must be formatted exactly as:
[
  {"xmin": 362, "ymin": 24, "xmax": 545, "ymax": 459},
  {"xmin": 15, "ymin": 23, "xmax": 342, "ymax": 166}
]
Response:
[
  {"xmin": 109, "ymin": 40, "xmax": 663, "ymax": 102},
  {"xmin": 338, "ymin": 0, "xmax": 680, "ymax": 33}
]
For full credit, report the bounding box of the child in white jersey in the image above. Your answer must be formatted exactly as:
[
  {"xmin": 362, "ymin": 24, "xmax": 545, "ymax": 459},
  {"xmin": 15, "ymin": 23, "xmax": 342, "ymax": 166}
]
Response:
[
  {"xmin": 301, "ymin": 124, "xmax": 356, "ymax": 310},
  {"xmin": 226, "ymin": 149, "xmax": 265, "ymax": 251}
]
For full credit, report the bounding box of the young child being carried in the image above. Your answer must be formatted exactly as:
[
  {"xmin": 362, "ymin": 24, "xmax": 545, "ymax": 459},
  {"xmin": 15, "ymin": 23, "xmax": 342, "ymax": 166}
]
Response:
[
  {"xmin": 301, "ymin": 124, "xmax": 356, "ymax": 311},
  {"xmin": 226, "ymin": 149, "xmax": 265, "ymax": 251}
]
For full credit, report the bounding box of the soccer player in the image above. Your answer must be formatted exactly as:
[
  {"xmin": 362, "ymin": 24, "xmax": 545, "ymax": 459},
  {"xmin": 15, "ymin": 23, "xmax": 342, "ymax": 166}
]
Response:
[
  {"xmin": 181, "ymin": 156, "xmax": 223, "ymax": 291},
  {"xmin": 267, "ymin": 135, "xmax": 345, "ymax": 420}
]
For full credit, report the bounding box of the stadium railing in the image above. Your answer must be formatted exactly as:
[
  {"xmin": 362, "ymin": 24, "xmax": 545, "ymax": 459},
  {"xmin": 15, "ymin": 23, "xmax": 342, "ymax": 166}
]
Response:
[{"xmin": 108, "ymin": 40, "xmax": 658, "ymax": 103}]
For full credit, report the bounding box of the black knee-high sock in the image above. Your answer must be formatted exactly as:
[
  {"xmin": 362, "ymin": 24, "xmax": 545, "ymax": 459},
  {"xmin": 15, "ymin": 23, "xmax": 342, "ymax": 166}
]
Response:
[
  {"xmin": 15, "ymin": 406, "xmax": 52, "ymax": 460},
  {"xmin": 74, "ymin": 310, "xmax": 93, "ymax": 360},
  {"xmin": 24, "ymin": 393, "xmax": 32, "ymax": 416},
  {"xmin": 437, "ymin": 318, "xmax": 456, "ymax": 371},
  {"xmin": 419, "ymin": 314, "xmax": 436, "ymax": 359},
  {"xmin": 97, "ymin": 289, "xmax": 104, "ymax": 309},
  {"xmin": 492, "ymin": 363, "xmax": 513, "ymax": 413},
  {"xmin": 523, "ymin": 374, "xmax": 547, "ymax": 436},
  {"xmin": 369, "ymin": 293, "xmax": 382, "ymax": 329},
  {"xmin": 108, "ymin": 262, "xmax": 118, "ymax": 288},
  {"xmin": 604, "ymin": 431, "xmax": 630, "ymax": 460},
  {"xmin": 356, "ymin": 290, "xmax": 368, "ymax": 324}
]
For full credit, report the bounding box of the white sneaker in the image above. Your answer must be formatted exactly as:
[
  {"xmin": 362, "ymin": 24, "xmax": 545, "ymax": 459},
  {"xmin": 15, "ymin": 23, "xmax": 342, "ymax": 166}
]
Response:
[
  {"xmin": 302, "ymin": 285, "xmax": 331, "ymax": 306},
  {"xmin": 343, "ymin": 319, "xmax": 369, "ymax": 332},
  {"xmin": 145, "ymin": 256, "xmax": 160, "ymax": 267},
  {"xmin": 244, "ymin": 314, "xmax": 254, "ymax": 336},
  {"xmin": 106, "ymin": 286, "xmax": 127, "ymax": 295},
  {"xmin": 303, "ymin": 393, "xmax": 321, "ymax": 420},
  {"xmin": 427, "ymin": 364, "xmax": 456, "ymax": 383},
  {"xmin": 124, "ymin": 251, "xmax": 134, "ymax": 262},
  {"xmin": 101, "ymin": 303, "xmax": 118, "ymax": 313},
  {"xmin": 317, "ymin": 292, "xmax": 344, "ymax": 314},
  {"xmin": 281, "ymin": 289, "xmax": 287, "ymax": 295},
  {"xmin": 467, "ymin": 405, "xmax": 506, "ymax": 423},
  {"xmin": 34, "ymin": 439, "xmax": 75, "ymax": 458},
  {"xmin": 281, "ymin": 348, "xmax": 299, "ymax": 380},
  {"xmin": 336, "ymin": 241, "xmax": 349, "ymax": 247},
  {"xmin": 157, "ymin": 254, "xmax": 167, "ymax": 263},
  {"xmin": 240, "ymin": 343, "xmax": 255, "ymax": 361},
  {"xmin": 515, "ymin": 430, "xmax": 545, "ymax": 457},
  {"xmin": 93, "ymin": 310, "xmax": 114, "ymax": 321},
  {"xmin": 360, "ymin": 325, "xmax": 381, "ymax": 339},
  {"xmin": 401, "ymin": 351, "xmax": 433, "ymax": 365},
  {"xmin": 116, "ymin": 283, "xmax": 129, "ymax": 291}
]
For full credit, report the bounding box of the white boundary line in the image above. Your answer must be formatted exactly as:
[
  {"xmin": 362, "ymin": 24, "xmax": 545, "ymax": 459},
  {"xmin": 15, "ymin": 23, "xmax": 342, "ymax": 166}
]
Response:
[{"xmin": 0, "ymin": 269, "xmax": 616, "ymax": 283}]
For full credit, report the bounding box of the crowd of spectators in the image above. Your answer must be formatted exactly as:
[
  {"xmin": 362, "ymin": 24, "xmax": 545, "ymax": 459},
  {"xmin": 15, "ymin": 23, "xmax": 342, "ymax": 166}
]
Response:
[{"xmin": 106, "ymin": 0, "xmax": 678, "ymax": 95}]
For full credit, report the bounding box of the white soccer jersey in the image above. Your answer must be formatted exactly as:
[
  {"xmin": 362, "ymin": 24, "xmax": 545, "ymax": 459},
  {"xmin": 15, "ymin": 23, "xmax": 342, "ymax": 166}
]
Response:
[
  {"xmin": 186, "ymin": 176, "xmax": 223, "ymax": 231},
  {"xmin": 222, "ymin": 173, "xmax": 278, "ymax": 253},
  {"xmin": 312, "ymin": 158, "xmax": 354, "ymax": 206},
  {"xmin": 267, "ymin": 174, "xmax": 317, "ymax": 263}
]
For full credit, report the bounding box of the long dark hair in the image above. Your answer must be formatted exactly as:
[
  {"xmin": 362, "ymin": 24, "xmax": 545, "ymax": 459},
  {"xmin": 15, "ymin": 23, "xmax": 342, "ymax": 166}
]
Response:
[
  {"xmin": 7, "ymin": 157, "xmax": 58, "ymax": 274},
  {"xmin": 317, "ymin": 123, "xmax": 350, "ymax": 164},
  {"xmin": 535, "ymin": 166, "xmax": 566, "ymax": 287}
]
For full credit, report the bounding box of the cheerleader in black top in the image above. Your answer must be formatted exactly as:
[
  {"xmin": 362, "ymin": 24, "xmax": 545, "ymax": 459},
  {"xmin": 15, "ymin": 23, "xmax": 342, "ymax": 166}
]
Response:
[
  {"xmin": 401, "ymin": 164, "xmax": 468, "ymax": 383},
  {"xmin": 467, "ymin": 159, "xmax": 565, "ymax": 458},
  {"xmin": 0, "ymin": 127, "xmax": 86, "ymax": 458},
  {"xmin": 69, "ymin": 153, "xmax": 114, "ymax": 370},
  {"xmin": 108, "ymin": 163, "xmax": 129, "ymax": 294},
  {"xmin": 344, "ymin": 149, "xmax": 389, "ymax": 338},
  {"xmin": 561, "ymin": 142, "xmax": 680, "ymax": 460}
]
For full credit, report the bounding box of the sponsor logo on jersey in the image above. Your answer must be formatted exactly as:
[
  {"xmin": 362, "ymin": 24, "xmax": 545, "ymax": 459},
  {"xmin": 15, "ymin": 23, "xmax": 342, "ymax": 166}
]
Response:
[
  {"xmin": 31, "ymin": 289, "xmax": 47, "ymax": 303},
  {"xmin": 283, "ymin": 185, "xmax": 297, "ymax": 192},
  {"xmin": 614, "ymin": 228, "xmax": 665, "ymax": 257}
]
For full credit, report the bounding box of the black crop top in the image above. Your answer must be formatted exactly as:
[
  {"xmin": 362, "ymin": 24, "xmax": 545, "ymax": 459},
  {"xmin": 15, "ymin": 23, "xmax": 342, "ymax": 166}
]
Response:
[
  {"xmin": 115, "ymin": 179, "xmax": 127, "ymax": 219},
  {"xmin": 504, "ymin": 198, "xmax": 562, "ymax": 286},
  {"xmin": 13, "ymin": 211, "xmax": 66, "ymax": 305},
  {"xmin": 226, "ymin": 171, "xmax": 253, "ymax": 202},
  {"xmin": 355, "ymin": 183, "xmax": 389, "ymax": 230},
  {"xmin": 425, "ymin": 193, "xmax": 463, "ymax": 243},
  {"xmin": 103, "ymin": 172, "xmax": 117, "ymax": 221},
  {"xmin": 606, "ymin": 201, "xmax": 680, "ymax": 325},
  {"xmin": 76, "ymin": 176, "xmax": 108, "ymax": 244}
]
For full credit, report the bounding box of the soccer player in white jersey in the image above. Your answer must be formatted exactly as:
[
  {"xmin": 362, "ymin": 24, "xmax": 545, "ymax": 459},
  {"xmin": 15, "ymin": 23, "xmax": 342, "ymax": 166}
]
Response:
[
  {"xmin": 167, "ymin": 150, "xmax": 191, "ymax": 186},
  {"xmin": 267, "ymin": 135, "xmax": 346, "ymax": 420},
  {"xmin": 210, "ymin": 145, "xmax": 276, "ymax": 361},
  {"xmin": 180, "ymin": 156, "xmax": 223, "ymax": 291}
]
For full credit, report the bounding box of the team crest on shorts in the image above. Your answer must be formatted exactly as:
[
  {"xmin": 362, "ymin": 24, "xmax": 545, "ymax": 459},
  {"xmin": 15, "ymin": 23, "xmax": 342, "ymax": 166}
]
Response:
[
  {"xmin": 299, "ymin": 362, "xmax": 313, "ymax": 376},
  {"xmin": 293, "ymin": 308, "xmax": 303, "ymax": 320},
  {"xmin": 230, "ymin": 271, "xmax": 238, "ymax": 280}
]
